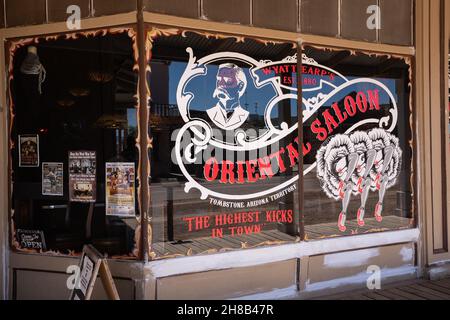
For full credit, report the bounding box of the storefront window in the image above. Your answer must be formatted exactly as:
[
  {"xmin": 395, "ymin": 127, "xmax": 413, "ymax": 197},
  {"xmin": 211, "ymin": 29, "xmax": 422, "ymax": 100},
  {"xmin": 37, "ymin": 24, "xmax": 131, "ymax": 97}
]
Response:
[
  {"xmin": 302, "ymin": 46, "xmax": 414, "ymax": 238},
  {"xmin": 8, "ymin": 26, "xmax": 416, "ymax": 261},
  {"xmin": 146, "ymin": 30, "xmax": 415, "ymax": 258},
  {"xmin": 148, "ymin": 31, "xmax": 301, "ymax": 258},
  {"xmin": 9, "ymin": 29, "xmax": 140, "ymax": 258}
]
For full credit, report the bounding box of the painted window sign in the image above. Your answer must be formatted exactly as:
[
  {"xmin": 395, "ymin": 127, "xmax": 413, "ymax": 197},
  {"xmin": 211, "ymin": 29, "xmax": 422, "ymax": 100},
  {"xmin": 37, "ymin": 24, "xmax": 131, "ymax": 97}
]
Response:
[
  {"xmin": 172, "ymin": 48, "xmax": 402, "ymax": 234},
  {"xmin": 165, "ymin": 45, "xmax": 299, "ymax": 241},
  {"xmin": 175, "ymin": 49, "xmax": 300, "ymax": 202},
  {"xmin": 147, "ymin": 31, "xmax": 412, "ymax": 256}
]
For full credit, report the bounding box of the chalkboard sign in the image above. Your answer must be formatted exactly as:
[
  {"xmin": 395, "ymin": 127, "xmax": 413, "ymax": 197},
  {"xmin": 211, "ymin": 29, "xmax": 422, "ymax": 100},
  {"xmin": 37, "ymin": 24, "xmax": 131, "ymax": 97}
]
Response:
[
  {"xmin": 69, "ymin": 245, "xmax": 119, "ymax": 300},
  {"xmin": 16, "ymin": 229, "xmax": 46, "ymax": 250}
]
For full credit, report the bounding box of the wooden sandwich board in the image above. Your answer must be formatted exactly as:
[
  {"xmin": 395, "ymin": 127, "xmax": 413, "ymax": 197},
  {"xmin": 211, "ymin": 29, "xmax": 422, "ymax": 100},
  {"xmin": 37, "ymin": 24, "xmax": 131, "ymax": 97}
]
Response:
[{"xmin": 69, "ymin": 244, "xmax": 120, "ymax": 300}]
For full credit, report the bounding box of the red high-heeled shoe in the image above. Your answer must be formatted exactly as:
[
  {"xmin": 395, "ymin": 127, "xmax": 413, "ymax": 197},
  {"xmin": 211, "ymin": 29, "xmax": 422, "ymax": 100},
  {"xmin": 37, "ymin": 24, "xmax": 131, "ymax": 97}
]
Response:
[
  {"xmin": 338, "ymin": 212, "xmax": 347, "ymax": 232},
  {"xmin": 357, "ymin": 207, "xmax": 365, "ymax": 226},
  {"xmin": 374, "ymin": 202, "xmax": 383, "ymax": 222}
]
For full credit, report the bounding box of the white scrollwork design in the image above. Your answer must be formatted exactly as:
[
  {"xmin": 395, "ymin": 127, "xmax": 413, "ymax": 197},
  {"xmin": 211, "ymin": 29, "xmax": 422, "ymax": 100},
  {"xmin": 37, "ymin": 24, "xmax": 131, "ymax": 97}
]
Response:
[{"xmin": 174, "ymin": 49, "xmax": 399, "ymax": 201}]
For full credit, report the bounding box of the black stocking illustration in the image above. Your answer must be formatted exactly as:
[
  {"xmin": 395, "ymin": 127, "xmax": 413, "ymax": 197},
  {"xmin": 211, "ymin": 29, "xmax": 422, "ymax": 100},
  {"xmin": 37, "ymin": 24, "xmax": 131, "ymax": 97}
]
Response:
[
  {"xmin": 337, "ymin": 153, "xmax": 358, "ymax": 232},
  {"xmin": 374, "ymin": 145, "xmax": 394, "ymax": 222},
  {"xmin": 356, "ymin": 149, "xmax": 376, "ymax": 226}
]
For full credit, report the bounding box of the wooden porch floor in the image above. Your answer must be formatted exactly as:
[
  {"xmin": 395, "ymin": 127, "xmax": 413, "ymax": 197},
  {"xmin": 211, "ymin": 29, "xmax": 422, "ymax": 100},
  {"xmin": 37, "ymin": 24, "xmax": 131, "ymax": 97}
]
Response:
[{"xmin": 317, "ymin": 278, "xmax": 450, "ymax": 300}]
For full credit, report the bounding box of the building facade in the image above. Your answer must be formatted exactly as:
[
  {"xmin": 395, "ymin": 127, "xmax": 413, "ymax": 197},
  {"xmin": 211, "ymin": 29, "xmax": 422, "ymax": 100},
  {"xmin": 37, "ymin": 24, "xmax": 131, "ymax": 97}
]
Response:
[{"xmin": 0, "ymin": 0, "xmax": 449, "ymax": 300}]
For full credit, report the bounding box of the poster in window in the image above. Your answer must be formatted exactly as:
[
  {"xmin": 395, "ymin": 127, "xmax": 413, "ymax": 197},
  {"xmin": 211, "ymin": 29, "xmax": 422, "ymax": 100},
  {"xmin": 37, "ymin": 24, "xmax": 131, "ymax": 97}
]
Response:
[
  {"xmin": 42, "ymin": 162, "xmax": 64, "ymax": 196},
  {"xmin": 68, "ymin": 151, "xmax": 96, "ymax": 202},
  {"xmin": 105, "ymin": 162, "xmax": 135, "ymax": 217},
  {"xmin": 18, "ymin": 134, "xmax": 39, "ymax": 167}
]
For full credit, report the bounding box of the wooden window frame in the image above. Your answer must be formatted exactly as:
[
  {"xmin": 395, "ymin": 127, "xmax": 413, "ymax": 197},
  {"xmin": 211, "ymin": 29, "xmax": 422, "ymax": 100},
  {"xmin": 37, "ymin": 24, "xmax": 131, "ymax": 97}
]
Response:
[
  {"xmin": 142, "ymin": 15, "xmax": 417, "ymax": 259},
  {"xmin": 0, "ymin": 10, "xmax": 418, "ymax": 265},
  {"xmin": 415, "ymin": 0, "xmax": 450, "ymax": 268}
]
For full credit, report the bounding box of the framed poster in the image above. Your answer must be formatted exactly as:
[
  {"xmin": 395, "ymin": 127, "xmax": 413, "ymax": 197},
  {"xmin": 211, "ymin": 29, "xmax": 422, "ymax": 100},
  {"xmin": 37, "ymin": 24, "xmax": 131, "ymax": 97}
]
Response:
[
  {"xmin": 68, "ymin": 151, "xmax": 96, "ymax": 202},
  {"xmin": 42, "ymin": 162, "xmax": 64, "ymax": 196},
  {"xmin": 105, "ymin": 162, "xmax": 136, "ymax": 217},
  {"xmin": 18, "ymin": 134, "xmax": 39, "ymax": 167}
]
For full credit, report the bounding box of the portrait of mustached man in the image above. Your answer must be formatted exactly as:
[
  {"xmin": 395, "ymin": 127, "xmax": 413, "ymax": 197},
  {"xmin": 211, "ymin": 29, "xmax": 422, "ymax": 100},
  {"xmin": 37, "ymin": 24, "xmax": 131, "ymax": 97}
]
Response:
[{"xmin": 207, "ymin": 63, "xmax": 250, "ymax": 131}]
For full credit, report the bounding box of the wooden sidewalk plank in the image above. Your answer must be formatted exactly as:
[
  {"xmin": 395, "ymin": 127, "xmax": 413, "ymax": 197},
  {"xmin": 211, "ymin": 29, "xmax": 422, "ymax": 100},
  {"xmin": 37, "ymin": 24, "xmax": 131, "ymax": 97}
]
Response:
[
  {"xmin": 251, "ymin": 231, "xmax": 283, "ymax": 243},
  {"xmin": 341, "ymin": 294, "xmax": 374, "ymax": 300},
  {"xmin": 363, "ymin": 292, "xmax": 391, "ymax": 300},
  {"xmin": 263, "ymin": 230, "xmax": 296, "ymax": 241},
  {"xmin": 382, "ymin": 288, "xmax": 426, "ymax": 300},
  {"xmin": 408, "ymin": 283, "xmax": 450, "ymax": 299},
  {"xmin": 310, "ymin": 275, "xmax": 450, "ymax": 300},
  {"xmin": 194, "ymin": 237, "xmax": 224, "ymax": 251},
  {"xmin": 151, "ymin": 242, "xmax": 169, "ymax": 256},
  {"xmin": 400, "ymin": 285, "xmax": 445, "ymax": 300},
  {"xmin": 162, "ymin": 242, "xmax": 188, "ymax": 255},
  {"xmin": 201, "ymin": 236, "xmax": 238, "ymax": 250},
  {"xmin": 418, "ymin": 281, "xmax": 450, "ymax": 295},
  {"xmin": 184, "ymin": 241, "xmax": 211, "ymax": 254},
  {"xmin": 189, "ymin": 240, "xmax": 215, "ymax": 252},
  {"xmin": 216, "ymin": 234, "xmax": 244, "ymax": 246},
  {"xmin": 209, "ymin": 236, "xmax": 242, "ymax": 249},
  {"xmin": 368, "ymin": 289, "xmax": 409, "ymax": 300},
  {"xmin": 233, "ymin": 233, "xmax": 262, "ymax": 246},
  {"xmin": 430, "ymin": 278, "xmax": 450, "ymax": 289},
  {"xmin": 414, "ymin": 282, "xmax": 450, "ymax": 298}
]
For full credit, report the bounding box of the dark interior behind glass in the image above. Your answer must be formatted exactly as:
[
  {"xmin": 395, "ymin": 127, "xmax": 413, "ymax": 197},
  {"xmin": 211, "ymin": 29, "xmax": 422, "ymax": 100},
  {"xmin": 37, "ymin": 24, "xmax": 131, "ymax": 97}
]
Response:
[{"xmin": 10, "ymin": 32, "xmax": 139, "ymax": 257}]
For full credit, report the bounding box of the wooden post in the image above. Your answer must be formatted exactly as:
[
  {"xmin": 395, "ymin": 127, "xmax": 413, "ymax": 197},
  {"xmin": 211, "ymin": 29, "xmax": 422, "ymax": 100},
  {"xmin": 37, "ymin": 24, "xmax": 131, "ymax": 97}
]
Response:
[
  {"xmin": 136, "ymin": 0, "xmax": 150, "ymax": 262},
  {"xmin": 297, "ymin": 40, "xmax": 305, "ymax": 240}
]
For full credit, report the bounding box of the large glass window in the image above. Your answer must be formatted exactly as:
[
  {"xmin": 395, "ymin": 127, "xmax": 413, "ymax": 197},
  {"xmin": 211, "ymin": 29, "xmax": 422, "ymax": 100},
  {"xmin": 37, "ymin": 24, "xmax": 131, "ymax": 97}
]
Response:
[
  {"xmin": 148, "ymin": 31, "xmax": 301, "ymax": 258},
  {"xmin": 8, "ymin": 26, "xmax": 415, "ymax": 261},
  {"xmin": 302, "ymin": 46, "xmax": 413, "ymax": 238},
  {"xmin": 9, "ymin": 29, "xmax": 139, "ymax": 258},
  {"xmin": 147, "ymin": 30, "xmax": 414, "ymax": 259}
]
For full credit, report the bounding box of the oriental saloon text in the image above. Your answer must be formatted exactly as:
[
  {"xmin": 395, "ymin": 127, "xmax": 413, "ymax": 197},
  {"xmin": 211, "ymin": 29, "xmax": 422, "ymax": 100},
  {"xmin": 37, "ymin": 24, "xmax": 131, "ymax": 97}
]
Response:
[{"xmin": 203, "ymin": 89, "xmax": 381, "ymax": 185}]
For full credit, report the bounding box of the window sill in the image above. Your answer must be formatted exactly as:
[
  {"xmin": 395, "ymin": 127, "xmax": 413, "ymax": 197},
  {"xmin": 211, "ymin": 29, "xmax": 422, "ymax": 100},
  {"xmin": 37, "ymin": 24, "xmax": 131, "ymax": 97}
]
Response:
[{"xmin": 146, "ymin": 228, "xmax": 420, "ymax": 278}]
